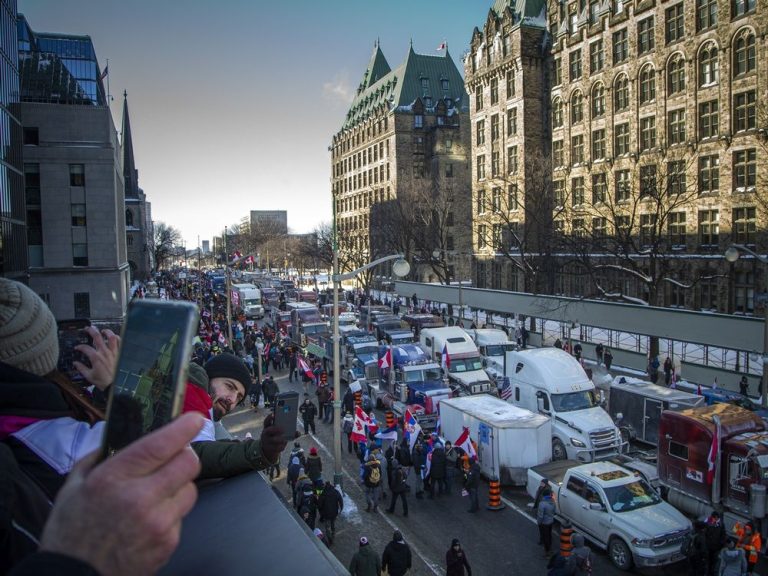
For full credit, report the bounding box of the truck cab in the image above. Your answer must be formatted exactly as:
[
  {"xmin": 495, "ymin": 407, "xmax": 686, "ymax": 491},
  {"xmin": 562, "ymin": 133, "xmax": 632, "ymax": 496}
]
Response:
[
  {"xmin": 504, "ymin": 348, "xmax": 622, "ymax": 462},
  {"xmin": 419, "ymin": 327, "xmax": 493, "ymax": 396},
  {"xmin": 466, "ymin": 328, "xmax": 517, "ymax": 389},
  {"xmin": 231, "ymin": 283, "xmax": 264, "ymax": 319},
  {"xmin": 342, "ymin": 335, "xmax": 379, "ymax": 371},
  {"xmin": 382, "ymin": 328, "xmax": 414, "ymax": 346},
  {"xmin": 528, "ymin": 461, "xmax": 691, "ymax": 571}
]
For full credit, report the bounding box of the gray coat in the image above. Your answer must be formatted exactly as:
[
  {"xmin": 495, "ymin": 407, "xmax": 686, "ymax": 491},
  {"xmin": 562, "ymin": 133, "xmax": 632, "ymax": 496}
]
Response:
[
  {"xmin": 537, "ymin": 496, "xmax": 555, "ymax": 525},
  {"xmin": 718, "ymin": 547, "xmax": 747, "ymax": 576}
]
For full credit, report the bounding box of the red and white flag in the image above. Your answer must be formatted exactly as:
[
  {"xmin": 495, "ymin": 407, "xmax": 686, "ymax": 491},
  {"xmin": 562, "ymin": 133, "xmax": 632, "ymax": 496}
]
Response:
[
  {"xmin": 378, "ymin": 348, "xmax": 392, "ymax": 370},
  {"xmin": 350, "ymin": 409, "xmax": 368, "ymax": 443},
  {"xmin": 437, "ymin": 42, "xmax": 446, "ymax": 50},
  {"xmin": 441, "ymin": 343, "xmax": 451, "ymax": 371},
  {"xmin": 706, "ymin": 416, "xmax": 720, "ymax": 484},
  {"xmin": 298, "ymin": 356, "xmax": 314, "ymax": 380},
  {"xmin": 245, "ymin": 255, "xmax": 255, "ymax": 264},
  {"xmin": 454, "ymin": 427, "xmax": 477, "ymax": 460}
]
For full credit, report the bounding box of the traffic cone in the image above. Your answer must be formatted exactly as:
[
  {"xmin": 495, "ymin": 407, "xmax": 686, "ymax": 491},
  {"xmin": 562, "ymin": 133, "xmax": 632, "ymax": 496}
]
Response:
[
  {"xmin": 486, "ymin": 478, "xmax": 505, "ymax": 511},
  {"xmin": 560, "ymin": 521, "xmax": 574, "ymax": 557}
]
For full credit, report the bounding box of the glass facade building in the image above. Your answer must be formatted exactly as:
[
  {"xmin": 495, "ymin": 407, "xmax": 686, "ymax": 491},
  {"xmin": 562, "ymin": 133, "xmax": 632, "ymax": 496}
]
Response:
[
  {"xmin": 17, "ymin": 14, "xmax": 107, "ymax": 106},
  {"xmin": 0, "ymin": 0, "xmax": 26, "ymax": 279}
]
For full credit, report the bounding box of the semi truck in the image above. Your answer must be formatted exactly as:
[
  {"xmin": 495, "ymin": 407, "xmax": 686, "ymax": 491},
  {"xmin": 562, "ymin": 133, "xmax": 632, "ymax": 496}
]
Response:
[
  {"xmin": 231, "ymin": 283, "xmax": 264, "ymax": 319},
  {"xmin": 503, "ymin": 347, "xmax": 623, "ymax": 462},
  {"xmin": 419, "ymin": 327, "xmax": 494, "ymax": 396},
  {"xmin": 376, "ymin": 344, "xmax": 450, "ymax": 429},
  {"xmin": 465, "ymin": 328, "xmax": 517, "ymax": 390}
]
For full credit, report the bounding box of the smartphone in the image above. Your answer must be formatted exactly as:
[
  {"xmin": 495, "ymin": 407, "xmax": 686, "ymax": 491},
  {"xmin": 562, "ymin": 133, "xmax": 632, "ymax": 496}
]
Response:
[
  {"xmin": 272, "ymin": 391, "xmax": 299, "ymax": 442},
  {"xmin": 57, "ymin": 319, "xmax": 93, "ymax": 382},
  {"xmin": 101, "ymin": 300, "xmax": 199, "ymax": 458}
]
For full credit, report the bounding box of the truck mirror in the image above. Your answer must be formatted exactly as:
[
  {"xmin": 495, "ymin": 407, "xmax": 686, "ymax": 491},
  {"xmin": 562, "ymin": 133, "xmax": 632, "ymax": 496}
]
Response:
[{"xmin": 588, "ymin": 502, "xmax": 604, "ymax": 511}]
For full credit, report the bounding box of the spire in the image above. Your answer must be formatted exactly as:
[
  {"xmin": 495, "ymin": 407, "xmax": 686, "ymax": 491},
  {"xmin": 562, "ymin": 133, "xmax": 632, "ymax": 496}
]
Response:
[
  {"xmin": 121, "ymin": 91, "xmax": 139, "ymax": 198},
  {"xmin": 359, "ymin": 41, "xmax": 391, "ymax": 92}
]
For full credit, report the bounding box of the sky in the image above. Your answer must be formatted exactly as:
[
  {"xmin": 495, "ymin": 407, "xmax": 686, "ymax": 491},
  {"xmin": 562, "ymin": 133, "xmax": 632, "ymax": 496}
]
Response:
[{"xmin": 20, "ymin": 0, "xmax": 491, "ymax": 248}]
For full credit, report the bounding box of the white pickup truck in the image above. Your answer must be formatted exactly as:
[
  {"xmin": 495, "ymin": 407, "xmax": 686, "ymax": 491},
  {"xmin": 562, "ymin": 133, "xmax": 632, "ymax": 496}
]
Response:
[{"xmin": 527, "ymin": 460, "xmax": 690, "ymax": 571}]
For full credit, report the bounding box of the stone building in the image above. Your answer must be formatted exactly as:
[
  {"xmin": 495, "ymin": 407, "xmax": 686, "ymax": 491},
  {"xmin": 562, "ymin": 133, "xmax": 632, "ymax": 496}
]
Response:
[
  {"xmin": 330, "ymin": 42, "xmax": 473, "ymax": 285},
  {"xmin": 17, "ymin": 14, "xmax": 129, "ymax": 322}
]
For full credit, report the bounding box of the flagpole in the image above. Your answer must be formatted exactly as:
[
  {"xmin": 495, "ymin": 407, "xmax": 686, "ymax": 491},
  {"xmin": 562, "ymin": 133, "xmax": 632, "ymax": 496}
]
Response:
[{"xmin": 105, "ymin": 58, "xmax": 110, "ymax": 102}]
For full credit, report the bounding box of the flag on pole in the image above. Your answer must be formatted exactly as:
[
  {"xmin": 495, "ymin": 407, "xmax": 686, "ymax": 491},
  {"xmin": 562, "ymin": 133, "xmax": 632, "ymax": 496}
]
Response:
[
  {"xmin": 298, "ymin": 356, "xmax": 314, "ymax": 380},
  {"xmin": 378, "ymin": 348, "xmax": 392, "ymax": 369},
  {"xmin": 706, "ymin": 416, "xmax": 720, "ymax": 484},
  {"xmin": 454, "ymin": 427, "xmax": 477, "ymax": 460},
  {"xmin": 350, "ymin": 409, "xmax": 368, "ymax": 443},
  {"xmin": 500, "ymin": 376, "xmax": 513, "ymax": 401},
  {"xmin": 441, "ymin": 343, "xmax": 451, "ymax": 371},
  {"xmin": 374, "ymin": 424, "xmax": 398, "ymax": 442},
  {"xmin": 437, "ymin": 42, "xmax": 447, "ymax": 50},
  {"xmin": 99, "ymin": 65, "xmax": 108, "ymax": 80},
  {"xmin": 245, "ymin": 255, "xmax": 255, "ymax": 264},
  {"xmin": 423, "ymin": 442, "xmax": 434, "ymax": 479},
  {"xmin": 355, "ymin": 405, "xmax": 378, "ymax": 435},
  {"xmin": 404, "ymin": 408, "xmax": 422, "ymax": 453}
]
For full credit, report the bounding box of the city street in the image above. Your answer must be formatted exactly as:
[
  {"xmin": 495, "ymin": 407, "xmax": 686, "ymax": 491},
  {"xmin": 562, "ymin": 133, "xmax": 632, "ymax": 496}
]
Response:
[{"xmin": 222, "ymin": 363, "xmax": 685, "ymax": 576}]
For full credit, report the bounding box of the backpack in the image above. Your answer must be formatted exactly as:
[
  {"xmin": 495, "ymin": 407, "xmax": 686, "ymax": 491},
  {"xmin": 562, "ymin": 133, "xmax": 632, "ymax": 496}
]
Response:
[{"xmin": 365, "ymin": 464, "xmax": 381, "ymax": 486}]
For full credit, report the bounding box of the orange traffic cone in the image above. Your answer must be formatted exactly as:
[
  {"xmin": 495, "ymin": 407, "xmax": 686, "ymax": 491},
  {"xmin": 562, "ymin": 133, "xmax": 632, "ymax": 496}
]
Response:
[{"xmin": 486, "ymin": 478, "xmax": 505, "ymax": 511}]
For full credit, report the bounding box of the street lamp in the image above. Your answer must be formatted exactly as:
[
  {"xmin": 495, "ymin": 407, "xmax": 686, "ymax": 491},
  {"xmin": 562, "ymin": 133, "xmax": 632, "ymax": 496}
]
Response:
[
  {"xmin": 725, "ymin": 244, "xmax": 768, "ymax": 409},
  {"xmin": 332, "ymin": 253, "xmax": 410, "ymax": 488}
]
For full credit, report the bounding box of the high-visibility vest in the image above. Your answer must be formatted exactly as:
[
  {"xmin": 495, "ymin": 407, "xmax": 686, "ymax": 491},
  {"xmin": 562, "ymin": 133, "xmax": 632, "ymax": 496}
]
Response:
[{"xmin": 734, "ymin": 523, "xmax": 761, "ymax": 564}]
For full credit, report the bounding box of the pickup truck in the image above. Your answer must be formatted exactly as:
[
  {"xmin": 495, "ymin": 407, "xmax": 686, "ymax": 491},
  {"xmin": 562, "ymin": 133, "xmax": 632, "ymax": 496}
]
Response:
[{"xmin": 527, "ymin": 460, "xmax": 690, "ymax": 571}]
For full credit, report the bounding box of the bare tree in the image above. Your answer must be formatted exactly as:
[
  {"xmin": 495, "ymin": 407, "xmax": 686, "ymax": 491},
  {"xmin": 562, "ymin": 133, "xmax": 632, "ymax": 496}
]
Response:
[{"xmin": 153, "ymin": 221, "xmax": 182, "ymax": 271}]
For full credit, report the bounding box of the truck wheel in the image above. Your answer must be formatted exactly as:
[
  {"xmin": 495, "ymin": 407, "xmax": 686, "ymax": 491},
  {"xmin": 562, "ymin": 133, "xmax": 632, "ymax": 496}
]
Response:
[
  {"xmin": 608, "ymin": 538, "xmax": 633, "ymax": 571},
  {"xmin": 552, "ymin": 438, "xmax": 568, "ymax": 461}
]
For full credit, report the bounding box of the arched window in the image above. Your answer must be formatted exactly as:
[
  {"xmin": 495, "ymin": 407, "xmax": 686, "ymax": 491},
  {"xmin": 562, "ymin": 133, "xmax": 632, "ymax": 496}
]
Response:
[
  {"xmin": 570, "ymin": 91, "xmax": 584, "ymax": 124},
  {"xmin": 125, "ymin": 209, "xmax": 133, "ymax": 227},
  {"xmin": 667, "ymin": 55, "xmax": 686, "ymax": 95},
  {"xmin": 591, "ymin": 84, "xmax": 605, "ymax": 118},
  {"xmin": 733, "ymin": 32, "xmax": 756, "ymax": 77},
  {"xmin": 699, "ymin": 43, "xmax": 719, "ymax": 86},
  {"xmin": 552, "ymin": 98, "xmax": 563, "ymax": 128},
  {"xmin": 614, "ymin": 74, "xmax": 630, "ymax": 111},
  {"xmin": 639, "ymin": 65, "xmax": 656, "ymax": 104}
]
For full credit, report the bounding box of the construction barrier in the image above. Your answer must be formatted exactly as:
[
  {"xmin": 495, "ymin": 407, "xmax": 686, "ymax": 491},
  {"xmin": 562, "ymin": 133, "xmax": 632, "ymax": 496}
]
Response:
[
  {"xmin": 486, "ymin": 478, "xmax": 505, "ymax": 511},
  {"xmin": 385, "ymin": 410, "xmax": 395, "ymax": 429},
  {"xmin": 559, "ymin": 522, "xmax": 574, "ymax": 557}
]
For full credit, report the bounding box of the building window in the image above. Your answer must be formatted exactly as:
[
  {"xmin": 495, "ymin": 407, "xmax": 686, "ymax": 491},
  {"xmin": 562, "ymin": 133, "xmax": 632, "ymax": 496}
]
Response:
[
  {"xmin": 593, "ymin": 217, "xmax": 607, "ymax": 242},
  {"xmin": 477, "ymin": 155, "xmax": 485, "ymax": 180},
  {"xmin": 699, "ymin": 44, "xmax": 719, "ymax": 86},
  {"xmin": 640, "ymin": 116, "xmax": 656, "ymax": 151},
  {"xmin": 733, "ymin": 91, "xmax": 756, "ymax": 132},
  {"xmin": 668, "ymin": 212, "xmax": 686, "ymax": 246},
  {"xmin": 445, "ymin": 163, "xmax": 454, "ymax": 178},
  {"xmin": 508, "ymin": 184, "xmax": 518, "ymax": 210},
  {"xmin": 615, "ymin": 123, "xmax": 630, "ymax": 156},
  {"xmin": 69, "ymin": 164, "xmax": 85, "ymax": 187},
  {"xmin": 23, "ymin": 127, "xmax": 39, "ymax": 145},
  {"xmin": 592, "ymin": 129, "xmax": 606, "ymax": 160},
  {"xmin": 639, "ymin": 66, "xmax": 656, "ymax": 104},
  {"xmin": 734, "ymin": 270, "xmax": 755, "ymax": 314},
  {"xmin": 421, "ymin": 78, "xmax": 429, "ymax": 91},
  {"xmin": 414, "ymin": 114, "xmax": 423, "ymax": 128},
  {"xmin": 572, "ymin": 218, "xmax": 586, "ymax": 238},
  {"xmin": 732, "ymin": 0, "xmax": 756, "ymax": 18},
  {"xmin": 441, "ymin": 79, "xmax": 450, "ymax": 91},
  {"xmin": 571, "ymin": 92, "xmax": 584, "ymax": 124},
  {"xmin": 506, "ymin": 69, "xmax": 516, "ymax": 98},
  {"xmin": 592, "ymin": 173, "xmax": 607, "ymax": 204},
  {"xmin": 477, "ymin": 189, "xmax": 487, "ymax": 213},
  {"xmin": 665, "ymin": 4, "xmax": 685, "ymax": 44},
  {"xmin": 698, "ymin": 155, "xmax": 720, "ymax": 194},
  {"xmin": 668, "ymin": 160, "xmax": 687, "ymax": 196},
  {"xmin": 492, "ymin": 151, "xmax": 500, "ymax": 177},
  {"xmin": 74, "ymin": 292, "xmax": 91, "ymax": 318},
  {"xmin": 477, "ymin": 225, "xmax": 487, "ymax": 248},
  {"xmin": 640, "ymin": 164, "xmax": 658, "ymax": 197},
  {"xmin": 615, "ymin": 170, "xmax": 630, "ymax": 202},
  {"xmin": 699, "ymin": 100, "xmax": 719, "ymax": 139},
  {"xmin": 613, "ymin": 29, "xmax": 629, "ymax": 64},
  {"xmin": 732, "ymin": 206, "xmax": 756, "ymax": 244},
  {"xmin": 553, "ymin": 140, "xmax": 564, "ymax": 167},
  {"xmin": 552, "ymin": 99, "xmax": 563, "ymax": 129},
  {"xmin": 127, "ymin": 235, "xmax": 134, "ymax": 247},
  {"xmin": 476, "ymin": 91, "xmax": 484, "ymax": 111},
  {"xmin": 492, "ymin": 224, "xmax": 503, "ymax": 250},
  {"xmin": 614, "ymin": 75, "xmax": 629, "ymax": 111},
  {"xmin": 490, "ymin": 77, "xmax": 499, "ymax": 105},
  {"xmin": 640, "ymin": 214, "xmax": 658, "ymax": 246},
  {"xmin": 637, "ymin": 17, "xmax": 655, "ymax": 54},
  {"xmin": 553, "ymin": 58, "xmax": 562, "ymax": 87},
  {"xmin": 492, "ymin": 187, "xmax": 502, "ymax": 212},
  {"xmin": 697, "ymin": 0, "xmax": 718, "ymax": 30},
  {"xmin": 503, "ymin": 34, "xmax": 511, "ymax": 57},
  {"xmin": 698, "ymin": 209, "xmax": 719, "ymax": 246},
  {"xmin": 668, "ymin": 109, "xmax": 686, "ymax": 145},
  {"xmin": 507, "ymin": 146, "xmax": 518, "ymax": 173},
  {"xmin": 699, "ymin": 277, "xmax": 719, "ymax": 310},
  {"xmin": 71, "ymin": 204, "xmax": 87, "ymax": 227},
  {"xmin": 73, "ymin": 243, "xmax": 88, "ymax": 267},
  {"xmin": 554, "ymin": 180, "xmax": 565, "ymax": 206},
  {"xmin": 491, "ymin": 114, "xmax": 500, "ymax": 141},
  {"xmin": 569, "ymin": 49, "xmax": 582, "ymax": 81},
  {"xmin": 667, "ymin": 56, "xmax": 686, "ymax": 95},
  {"xmin": 476, "ymin": 120, "xmax": 485, "ymax": 146},
  {"xmin": 125, "ymin": 209, "xmax": 134, "ymax": 227},
  {"xmin": 733, "ymin": 149, "xmax": 757, "ymax": 191},
  {"xmin": 572, "ymin": 135, "xmax": 585, "ymax": 165},
  {"xmin": 572, "ymin": 177, "xmax": 585, "ymax": 206},
  {"xmin": 507, "ymin": 107, "xmax": 518, "ymax": 135},
  {"xmin": 591, "ymin": 85, "xmax": 605, "ymax": 118},
  {"xmin": 590, "ymin": 40, "xmax": 604, "ymax": 73},
  {"xmin": 615, "ymin": 215, "xmax": 631, "ymax": 237},
  {"xmin": 734, "ymin": 33, "xmax": 756, "ymax": 77}
]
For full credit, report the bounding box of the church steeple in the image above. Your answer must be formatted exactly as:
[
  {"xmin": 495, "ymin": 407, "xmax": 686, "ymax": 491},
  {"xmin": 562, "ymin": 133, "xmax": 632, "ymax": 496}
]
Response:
[{"xmin": 121, "ymin": 90, "xmax": 139, "ymax": 198}]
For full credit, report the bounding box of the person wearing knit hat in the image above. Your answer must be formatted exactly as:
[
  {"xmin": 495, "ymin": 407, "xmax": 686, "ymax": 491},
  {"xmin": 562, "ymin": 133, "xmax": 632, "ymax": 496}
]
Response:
[
  {"xmin": 204, "ymin": 353, "xmax": 252, "ymax": 422},
  {"xmin": 446, "ymin": 538, "xmax": 471, "ymax": 576},
  {"xmin": 349, "ymin": 535, "xmax": 380, "ymax": 576}
]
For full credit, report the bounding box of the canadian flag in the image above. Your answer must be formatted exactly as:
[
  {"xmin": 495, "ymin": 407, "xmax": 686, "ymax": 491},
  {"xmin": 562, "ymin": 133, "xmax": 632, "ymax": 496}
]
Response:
[
  {"xmin": 437, "ymin": 42, "xmax": 446, "ymax": 50},
  {"xmin": 441, "ymin": 343, "xmax": 451, "ymax": 370},
  {"xmin": 245, "ymin": 255, "xmax": 255, "ymax": 264},
  {"xmin": 378, "ymin": 348, "xmax": 392, "ymax": 370},
  {"xmin": 350, "ymin": 411, "xmax": 367, "ymax": 443},
  {"xmin": 454, "ymin": 427, "xmax": 477, "ymax": 460},
  {"xmin": 706, "ymin": 416, "xmax": 720, "ymax": 484},
  {"xmin": 298, "ymin": 356, "xmax": 314, "ymax": 380}
]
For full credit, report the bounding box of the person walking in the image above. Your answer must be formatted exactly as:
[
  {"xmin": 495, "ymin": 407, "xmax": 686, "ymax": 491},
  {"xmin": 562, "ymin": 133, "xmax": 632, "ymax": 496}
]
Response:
[
  {"xmin": 705, "ymin": 510, "xmax": 727, "ymax": 576},
  {"xmin": 349, "ymin": 536, "xmax": 381, "ymax": 576},
  {"xmin": 445, "ymin": 539, "xmax": 472, "ymax": 576},
  {"xmin": 429, "ymin": 443, "xmax": 448, "ymax": 498},
  {"xmin": 739, "ymin": 376, "xmax": 750, "ymax": 396},
  {"xmin": 464, "ymin": 458, "xmax": 480, "ymax": 513},
  {"xmin": 305, "ymin": 447, "xmax": 323, "ymax": 483},
  {"xmin": 537, "ymin": 488, "xmax": 556, "ymax": 556},
  {"xmin": 603, "ymin": 348, "xmax": 613, "ymax": 371},
  {"xmin": 386, "ymin": 462, "xmax": 409, "ymax": 516},
  {"xmin": 382, "ymin": 530, "xmax": 412, "ymax": 576},
  {"xmin": 411, "ymin": 443, "xmax": 427, "ymax": 499},
  {"xmin": 262, "ymin": 374, "xmax": 279, "ymax": 408},
  {"xmin": 300, "ymin": 394, "xmax": 317, "ymax": 435},
  {"xmin": 342, "ymin": 411, "xmax": 355, "ymax": 453},
  {"xmin": 317, "ymin": 481, "xmax": 343, "ymax": 545},
  {"xmin": 717, "ymin": 538, "xmax": 747, "ymax": 576},
  {"xmin": 663, "ymin": 357, "xmax": 674, "ymax": 386},
  {"xmin": 248, "ymin": 377, "xmax": 262, "ymax": 411},
  {"xmin": 595, "ymin": 342, "xmax": 604, "ymax": 366},
  {"xmin": 363, "ymin": 453, "xmax": 383, "ymax": 512}
]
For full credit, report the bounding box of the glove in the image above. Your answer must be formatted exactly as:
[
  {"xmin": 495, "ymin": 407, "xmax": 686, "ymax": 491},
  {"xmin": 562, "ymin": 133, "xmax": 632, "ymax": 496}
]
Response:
[{"xmin": 261, "ymin": 414, "xmax": 287, "ymax": 464}]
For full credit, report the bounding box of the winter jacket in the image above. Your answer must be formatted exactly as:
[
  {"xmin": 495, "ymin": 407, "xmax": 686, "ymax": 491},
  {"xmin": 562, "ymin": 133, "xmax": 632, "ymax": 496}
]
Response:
[
  {"xmin": 305, "ymin": 454, "xmax": 323, "ymax": 482},
  {"xmin": 429, "ymin": 447, "xmax": 447, "ymax": 479},
  {"xmin": 342, "ymin": 414, "xmax": 354, "ymax": 434},
  {"xmin": 463, "ymin": 463, "xmax": 480, "ymax": 490},
  {"xmin": 290, "ymin": 446, "xmax": 306, "ymax": 468},
  {"xmin": 445, "ymin": 548, "xmax": 472, "ymax": 576},
  {"xmin": 537, "ymin": 496, "xmax": 556, "ymax": 525},
  {"xmin": 262, "ymin": 378, "xmax": 279, "ymax": 398},
  {"xmin": 349, "ymin": 545, "xmax": 381, "ymax": 576},
  {"xmin": 411, "ymin": 446, "xmax": 426, "ymax": 475},
  {"xmin": 705, "ymin": 519, "xmax": 727, "ymax": 551},
  {"xmin": 382, "ymin": 539, "xmax": 412, "ymax": 576},
  {"xmin": 392, "ymin": 466, "xmax": 409, "ymax": 493},
  {"xmin": 318, "ymin": 484, "xmax": 343, "ymax": 521},
  {"xmin": 718, "ymin": 547, "xmax": 747, "ymax": 576},
  {"xmin": 287, "ymin": 457, "xmax": 302, "ymax": 485},
  {"xmin": 300, "ymin": 401, "xmax": 317, "ymax": 422},
  {"xmin": 317, "ymin": 385, "xmax": 331, "ymax": 404},
  {"xmin": 363, "ymin": 459, "xmax": 383, "ymax": 487}
]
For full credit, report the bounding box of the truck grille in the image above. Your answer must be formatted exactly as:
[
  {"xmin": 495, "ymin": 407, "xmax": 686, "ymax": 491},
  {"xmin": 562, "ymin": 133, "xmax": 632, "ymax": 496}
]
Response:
[
  {"xmin": 652, "ymin": 529, "xmax": 689, "ymax": 549},
  {"xmin": 589, "ymin": 428, "xmax": 619, "ymax": 450},
  {"xmin": 470, "ymin": 382, "xmax": 492, "ymax": 395}
]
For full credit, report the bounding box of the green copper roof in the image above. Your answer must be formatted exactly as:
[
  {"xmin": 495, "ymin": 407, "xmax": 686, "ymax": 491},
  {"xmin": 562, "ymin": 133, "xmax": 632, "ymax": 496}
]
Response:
[
  {"xmin": 342, "ymin": 43, "xmax": 468, "ymax": 130},
  {"xmin": 491, "ymin": 0, "xmax": 547, "ymax": 23}
]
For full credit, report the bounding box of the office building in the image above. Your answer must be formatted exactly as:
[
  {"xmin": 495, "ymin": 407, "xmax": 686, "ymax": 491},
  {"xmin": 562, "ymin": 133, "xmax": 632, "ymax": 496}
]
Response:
[{"xmin": 250, "ymin": 210, "xmax": 288, "ymax": 235}]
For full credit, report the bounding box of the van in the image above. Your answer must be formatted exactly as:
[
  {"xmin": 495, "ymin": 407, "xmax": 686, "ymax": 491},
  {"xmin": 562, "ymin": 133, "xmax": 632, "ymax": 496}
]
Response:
[{"xmin": 419, "ymin": 327, "xmax": 493, "ymax": 396}]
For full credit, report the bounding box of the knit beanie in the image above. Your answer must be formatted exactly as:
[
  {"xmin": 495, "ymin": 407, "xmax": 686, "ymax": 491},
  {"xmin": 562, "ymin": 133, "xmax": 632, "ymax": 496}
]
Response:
[
  {"xmin": 204, "ymin": 353, "xmax": 252, "ymax": 390},
  {"xmin": 0, "ymin": 278, "xmax": 59, "ymax": 376}
]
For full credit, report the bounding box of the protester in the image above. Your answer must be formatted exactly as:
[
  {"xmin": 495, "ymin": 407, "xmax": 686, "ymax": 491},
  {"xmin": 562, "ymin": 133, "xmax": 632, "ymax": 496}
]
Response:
[
  {"xmin": 317, "ymin": 481, "xmax": 343, "ymax": 546},
  {"xmin": 290, "ymin": 441, "xmax": 307, "ymax": 468},
  {"xmin": 464, "ymin": 458, "xmax": 481, "ymax": 513},
  {"xmin": 570, "ymin": 533, "xmax": 592, "ymax": 575},
  {"xmin": 734, "ymin": 520, "xmax": 761, "ymax": 575},
  {"xmin": 429, "ymin": 443, "xmax": 448, "ymax": 498},
  {"xmin": 349, "ymin": 536, "xmax": 381, "ymax": 576},
  {"xmin": 446, "ymin": 539, "xmax": 472, "ymax": 576},
  {"xmin": 387, "ymin": 462, "xmax": 409, "ymax": 516},
  {"xmin": 342, "ymin": 411, "xmax": 355, "ymax": 453},
  {"xmin": 363, "ymin": 452, "xmax": 383, "ymax": 512},
  {"xmin": 300, "ymin": 394, "xmax": 318, "ymax": 435},
  {"xmin": 705, "ymin": 510, "xmax": 727, "ymax": 576},
  {"xmin": 382, "ymin": 530, "xmax": 412, "ymax": 576},
  {"xmin": 305, "ymin": 447, "xmax": 323, "ymax": 483},
  {"xmin": 537, "ymin": 488, "xmax": 556, "ymax": 556},
  {"xmin": 717, "ymin": 538, "xmax": 747, "ymax": 576}
]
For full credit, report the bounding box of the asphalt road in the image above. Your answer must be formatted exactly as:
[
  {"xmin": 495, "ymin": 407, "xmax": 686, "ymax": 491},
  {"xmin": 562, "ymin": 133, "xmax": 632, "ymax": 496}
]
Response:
[{"xmin": 220, "ymin": 359, "xmax": 694, "ymax": 576}]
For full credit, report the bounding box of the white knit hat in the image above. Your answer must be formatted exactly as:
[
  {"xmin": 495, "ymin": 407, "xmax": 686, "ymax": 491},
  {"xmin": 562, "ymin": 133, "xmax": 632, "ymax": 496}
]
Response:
[{"xmin": 0, "ymin": 278, "xmax": 59, "ymax": 376}]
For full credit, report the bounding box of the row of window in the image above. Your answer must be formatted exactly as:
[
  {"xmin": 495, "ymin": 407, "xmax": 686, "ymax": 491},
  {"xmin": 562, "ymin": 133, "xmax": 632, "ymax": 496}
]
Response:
[
  {"xmin": 475, "ymin": 107, "xmax": 518, "ymax": 145},
  {"xmin": 474, "ymin": 69, "xmax": 517, "ymax": 112},
  {"xmin": 475, "ymin": 145, "xmax": 519, "ymax": 180},
  {"xmin": 333, "ymin": 116, "xmax": 389, "ymax": 157},
  {"xmin": 335, "ymin": 187, "xmax": 393, "ymax": 215},
  {"xmin": 334, "ymin": 139, "xmax": 389, "ymax": 178}
]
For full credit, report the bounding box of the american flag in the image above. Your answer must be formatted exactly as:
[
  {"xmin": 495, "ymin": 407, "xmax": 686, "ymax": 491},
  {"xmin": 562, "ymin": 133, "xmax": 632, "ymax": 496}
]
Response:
[{"xmin": 500, "ymin": 376, "xmax": 513, "ymax": 401}]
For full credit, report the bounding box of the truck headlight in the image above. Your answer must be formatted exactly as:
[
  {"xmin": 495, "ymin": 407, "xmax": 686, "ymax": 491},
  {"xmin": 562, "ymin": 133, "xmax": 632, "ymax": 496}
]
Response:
[
  {"xmin": 631, "ymin": 537, "xmax": 653, "ymax": 548},
  {"xmin": 570, "ymin": 438, "xmax": 586, "ymax": 448}
]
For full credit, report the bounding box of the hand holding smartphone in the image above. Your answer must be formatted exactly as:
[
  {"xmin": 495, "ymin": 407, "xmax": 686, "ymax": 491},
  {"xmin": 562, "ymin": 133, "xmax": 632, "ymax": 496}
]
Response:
[{"xmin": 272, "ymin": 391, "xmax": 299, "ymax": 442}]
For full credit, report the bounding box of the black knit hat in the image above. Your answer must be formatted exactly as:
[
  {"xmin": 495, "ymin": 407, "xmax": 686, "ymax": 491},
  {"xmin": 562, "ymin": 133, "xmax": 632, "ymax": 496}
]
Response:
[{"xmin": 204, "ymin": 354, "xmax": 252, "ymax": 392}]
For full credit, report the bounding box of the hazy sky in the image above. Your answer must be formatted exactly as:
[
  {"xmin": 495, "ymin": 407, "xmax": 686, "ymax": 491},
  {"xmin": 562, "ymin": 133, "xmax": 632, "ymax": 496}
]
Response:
[{"xmin": 20, "ymin": 1, "xmax": 490, "ymax": 247}]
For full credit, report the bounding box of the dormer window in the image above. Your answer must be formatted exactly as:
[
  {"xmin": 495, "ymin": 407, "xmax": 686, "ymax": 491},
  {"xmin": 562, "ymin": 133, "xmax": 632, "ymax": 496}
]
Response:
[
  {"xmin": 421, "ymin": 78, "xmax": 429, "ymax": 91},
  {"xmin": 425, "ymin": 97, "xmax": 433, "ymax": 107},
  {"xmin": 441, "ymin": 79, "xmax": 449, "ymax": 91}
]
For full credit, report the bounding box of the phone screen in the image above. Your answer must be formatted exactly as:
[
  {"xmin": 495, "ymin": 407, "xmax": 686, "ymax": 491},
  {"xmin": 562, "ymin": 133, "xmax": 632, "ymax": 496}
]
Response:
[
  {"xmin": 102, "ymin": 300, "xmax": 199, "ymax": 458},
  {"xmin": 273, "ymin": 391, "xmax": 299, "ymax": 442}
]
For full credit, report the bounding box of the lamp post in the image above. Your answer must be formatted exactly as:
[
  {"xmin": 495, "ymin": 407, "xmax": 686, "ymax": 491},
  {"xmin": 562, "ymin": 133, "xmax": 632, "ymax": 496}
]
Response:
[
  {"xmin": 725, "ymin": 244, "xmax": 768, "ymax": 409},
  {"xmin": 332, "ymin": 253, "xmax": 410, "ymax": 488}
]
